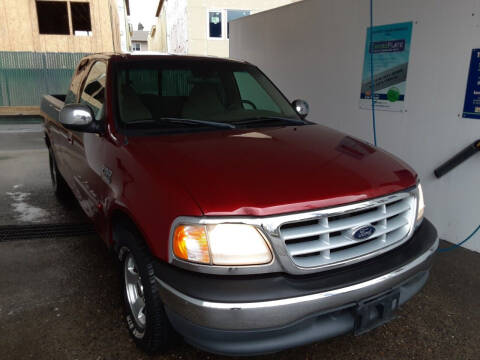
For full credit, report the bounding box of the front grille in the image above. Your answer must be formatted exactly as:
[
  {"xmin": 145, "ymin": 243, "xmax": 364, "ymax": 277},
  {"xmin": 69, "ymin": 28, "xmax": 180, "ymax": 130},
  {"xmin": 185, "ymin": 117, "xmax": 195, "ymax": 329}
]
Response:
[{"xmin": 279, "ymin": 193, "xmax": 416, "ymax": 268}]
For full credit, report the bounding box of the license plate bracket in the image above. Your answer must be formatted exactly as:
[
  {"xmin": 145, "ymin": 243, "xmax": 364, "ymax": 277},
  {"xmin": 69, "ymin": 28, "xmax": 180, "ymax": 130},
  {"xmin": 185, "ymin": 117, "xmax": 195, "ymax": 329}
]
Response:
[{"xmin": 354, "ymin": 290, "xmax": 400, "ymax": 335}]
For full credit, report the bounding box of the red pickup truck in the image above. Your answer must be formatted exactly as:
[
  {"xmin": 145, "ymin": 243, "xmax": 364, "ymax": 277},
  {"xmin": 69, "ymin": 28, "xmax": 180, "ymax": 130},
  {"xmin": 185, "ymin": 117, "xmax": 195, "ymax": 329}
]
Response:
[{"xmin": 41, "ymin": 53, "xmax": 437, "ymax": 356}]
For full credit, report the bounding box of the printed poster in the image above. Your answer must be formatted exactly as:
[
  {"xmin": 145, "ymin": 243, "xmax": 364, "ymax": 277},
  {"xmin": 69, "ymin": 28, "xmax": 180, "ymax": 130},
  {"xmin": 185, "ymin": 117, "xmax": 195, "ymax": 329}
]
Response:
[
  {"xmin": 360, "ymin": 22, "xmax": 413, "ymax": 112},
  {"xmin": 462, "ymin": 49, "xmax": 480, "ymax": 119}
]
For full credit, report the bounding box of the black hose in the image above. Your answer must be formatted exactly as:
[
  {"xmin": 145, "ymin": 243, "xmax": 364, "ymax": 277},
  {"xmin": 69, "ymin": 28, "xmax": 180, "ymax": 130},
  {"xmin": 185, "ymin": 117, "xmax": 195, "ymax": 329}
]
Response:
[{"xmin": 434, "ymin": 140, "xmax": 480, "ymax": 178}]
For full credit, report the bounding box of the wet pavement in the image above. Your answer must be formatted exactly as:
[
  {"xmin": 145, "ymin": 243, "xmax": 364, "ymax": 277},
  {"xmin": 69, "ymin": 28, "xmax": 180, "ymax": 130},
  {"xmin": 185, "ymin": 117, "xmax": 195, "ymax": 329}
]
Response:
[
  {"xmin": 0, "ymin": 122, "xmax": 86, "ymax": 225},
  {"xmin": 0, "ymin": 122, "xmax": 479, "ymax": 359}
]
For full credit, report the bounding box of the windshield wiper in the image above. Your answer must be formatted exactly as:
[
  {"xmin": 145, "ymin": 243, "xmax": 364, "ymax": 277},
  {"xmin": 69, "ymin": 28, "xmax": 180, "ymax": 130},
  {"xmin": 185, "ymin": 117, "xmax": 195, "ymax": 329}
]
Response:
[
  {"xmin": 126, "ymin": 117, "xmax": 236, "ymax": 129},
  {"xmin": 233, "ymin": 116, "xmax": 306, "ymax": 126}
]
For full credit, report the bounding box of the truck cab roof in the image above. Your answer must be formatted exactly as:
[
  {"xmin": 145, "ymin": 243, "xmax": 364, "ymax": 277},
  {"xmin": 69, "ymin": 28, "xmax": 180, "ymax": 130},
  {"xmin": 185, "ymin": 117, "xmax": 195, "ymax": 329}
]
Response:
[{"xmin": 81, "ymin": 52, "xmax": 249, "ymax": 65}]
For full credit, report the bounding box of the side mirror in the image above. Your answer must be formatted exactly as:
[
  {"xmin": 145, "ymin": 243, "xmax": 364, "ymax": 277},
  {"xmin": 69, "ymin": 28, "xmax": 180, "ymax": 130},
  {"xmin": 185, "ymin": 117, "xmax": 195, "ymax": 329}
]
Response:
[
  {"xmin": 292, "ymin": 99, "xmax": 309, "ymax": 119},
  {"xmin": 59, "ymin": 104, "xmax": 103, "ymax": 133}
]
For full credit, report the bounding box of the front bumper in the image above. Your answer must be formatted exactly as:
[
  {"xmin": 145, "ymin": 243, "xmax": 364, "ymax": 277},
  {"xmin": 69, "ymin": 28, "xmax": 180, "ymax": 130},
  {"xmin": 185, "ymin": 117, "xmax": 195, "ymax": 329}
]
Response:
[{"xmin": 155, "ymin": 219, "xmax": 438, "ymax": 355}]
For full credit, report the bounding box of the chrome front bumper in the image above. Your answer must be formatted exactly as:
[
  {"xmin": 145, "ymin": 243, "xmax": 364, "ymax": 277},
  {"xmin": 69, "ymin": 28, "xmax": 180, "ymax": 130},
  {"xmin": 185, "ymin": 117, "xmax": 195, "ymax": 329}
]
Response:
[{"xmin": 156, "ymin": 236, "xmax": 438, "ymax": 331}]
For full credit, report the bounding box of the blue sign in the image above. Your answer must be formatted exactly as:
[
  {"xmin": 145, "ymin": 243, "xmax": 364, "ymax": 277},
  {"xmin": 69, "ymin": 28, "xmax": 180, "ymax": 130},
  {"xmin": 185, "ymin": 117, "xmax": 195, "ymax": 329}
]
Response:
[{"xmin": 462, "ymin": 49, "xmax": 480, "ymax": 119}]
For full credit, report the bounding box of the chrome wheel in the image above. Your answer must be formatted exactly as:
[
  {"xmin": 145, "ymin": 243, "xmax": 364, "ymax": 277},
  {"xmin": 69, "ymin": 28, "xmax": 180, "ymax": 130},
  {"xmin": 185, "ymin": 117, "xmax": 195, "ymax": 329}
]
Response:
[{"xmin": 124, "ymin": 253, "xmax": 146, "ymax": 329}]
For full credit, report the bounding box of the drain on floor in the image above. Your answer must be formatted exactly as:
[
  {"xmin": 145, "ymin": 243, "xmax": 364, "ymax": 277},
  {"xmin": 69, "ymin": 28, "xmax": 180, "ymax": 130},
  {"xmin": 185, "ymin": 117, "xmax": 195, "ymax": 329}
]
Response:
[{"xmin": 0, "ymin": 223, "xmax": 96, "ymax": 242}]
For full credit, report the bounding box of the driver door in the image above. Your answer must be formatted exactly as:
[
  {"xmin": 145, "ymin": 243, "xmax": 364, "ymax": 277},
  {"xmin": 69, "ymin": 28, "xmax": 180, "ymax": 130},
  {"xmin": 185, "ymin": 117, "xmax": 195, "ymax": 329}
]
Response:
[{"xmin": 67, "ymin": 60, "xmax": 109, "ymax": 221}]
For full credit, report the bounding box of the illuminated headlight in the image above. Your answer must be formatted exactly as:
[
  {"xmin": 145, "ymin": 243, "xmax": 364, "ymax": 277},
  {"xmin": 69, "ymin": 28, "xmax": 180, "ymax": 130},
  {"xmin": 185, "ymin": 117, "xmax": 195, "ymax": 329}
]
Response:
[
  {"xmin": 416, "ymin": 183, "xmax": 425, "ymax": 223},
  {"xmin": 172, "ymin": 224, "xmax": 273, "ymax": 266}
]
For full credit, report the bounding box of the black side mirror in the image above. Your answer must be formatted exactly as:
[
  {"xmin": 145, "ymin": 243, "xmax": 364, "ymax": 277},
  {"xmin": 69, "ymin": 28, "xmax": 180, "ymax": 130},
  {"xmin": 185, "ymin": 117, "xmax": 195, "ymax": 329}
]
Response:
[
  {"xmin": 292, "ymin": 99, "xmax": 309, "ymax": 119},
  {"xmin": 59, "ymin": 104, "xmax": 104, "ymax": 133}
]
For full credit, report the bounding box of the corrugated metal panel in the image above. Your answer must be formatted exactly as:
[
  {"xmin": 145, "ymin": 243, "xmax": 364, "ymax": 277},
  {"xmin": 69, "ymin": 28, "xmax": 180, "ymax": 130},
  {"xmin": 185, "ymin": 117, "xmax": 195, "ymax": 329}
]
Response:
[{"xmin": 0, "ymin": 52, "xmax": 89, "ymax": 106}]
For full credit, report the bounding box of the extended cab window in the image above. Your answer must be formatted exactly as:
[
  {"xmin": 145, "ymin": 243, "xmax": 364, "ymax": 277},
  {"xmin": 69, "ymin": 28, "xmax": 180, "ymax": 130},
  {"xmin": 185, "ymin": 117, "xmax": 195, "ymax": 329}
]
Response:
[
  {"xmin": 80, "ymin": 61, "xmax": 107, "ymax": 120},
  {"xmin": 115, "ymin": 60, "xmax": 301, "ymax": 132}
]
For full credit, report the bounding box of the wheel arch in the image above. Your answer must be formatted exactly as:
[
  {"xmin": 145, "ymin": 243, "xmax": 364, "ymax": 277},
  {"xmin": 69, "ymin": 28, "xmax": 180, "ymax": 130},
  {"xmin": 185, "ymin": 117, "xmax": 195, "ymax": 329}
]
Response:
[{"xmin": 109, "ymin": 206, "xmax": 152, "ymax": 256}]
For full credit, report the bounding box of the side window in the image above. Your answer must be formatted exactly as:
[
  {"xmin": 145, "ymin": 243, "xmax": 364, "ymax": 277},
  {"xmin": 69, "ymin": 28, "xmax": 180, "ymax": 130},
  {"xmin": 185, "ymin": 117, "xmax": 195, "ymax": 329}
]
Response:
[
  {"xmin": 233, "ymin": 71, "xmax": 280, "ymax": 112},
  {"xmin": 80, "ymin": 61, "xmax": 107, "ymax": 120},
  {"xmin": 65, "ymin": 60, "xmax": 89, "ymax": 104}
]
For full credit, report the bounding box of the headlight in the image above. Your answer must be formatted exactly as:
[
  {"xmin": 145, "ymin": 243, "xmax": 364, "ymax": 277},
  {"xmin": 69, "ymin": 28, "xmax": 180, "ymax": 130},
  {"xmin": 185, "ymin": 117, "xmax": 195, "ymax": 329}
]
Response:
[
  {"xmin": 172, "ymin": 223, "xmax": 273, "ymax": 266},
  {"xmin": 416, "ymin": 183, "xmax": 425, "ymax": 223}
]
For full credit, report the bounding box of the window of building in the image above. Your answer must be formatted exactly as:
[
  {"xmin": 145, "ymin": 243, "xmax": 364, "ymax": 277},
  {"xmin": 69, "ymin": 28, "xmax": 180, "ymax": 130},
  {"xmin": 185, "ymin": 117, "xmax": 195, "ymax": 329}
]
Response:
[
  {"xmin": 71, "ymin": 2, "xmax": 92, "ymax": 36},
  {"xmin": 36, "ymin": 1, "xmax": 92, "ymax": 36},
  {"xmin": 80, "ymin": 62, "xmax": 107, "ymax": 120},
  {"xmin": 36, "ymin": 1, "xmax": 70, "ymax": 35},
  {"xmin": 227, "ymin": 10, "xmax": 250, "ymax": 38},
  {"xmin": 208, "ymin": 11, "xmax": 222, "ymax": 38},
  {"xmin": 132, "ymin": 43, "xmax": 141, "ymax": 51}
]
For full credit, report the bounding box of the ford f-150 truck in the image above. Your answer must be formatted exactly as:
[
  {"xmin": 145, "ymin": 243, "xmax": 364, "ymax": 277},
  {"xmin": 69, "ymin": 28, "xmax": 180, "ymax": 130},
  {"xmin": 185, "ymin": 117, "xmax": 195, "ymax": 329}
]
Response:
[{"xmin": 41, "ymin": 53, "xmax": 438, "ymax": 356}]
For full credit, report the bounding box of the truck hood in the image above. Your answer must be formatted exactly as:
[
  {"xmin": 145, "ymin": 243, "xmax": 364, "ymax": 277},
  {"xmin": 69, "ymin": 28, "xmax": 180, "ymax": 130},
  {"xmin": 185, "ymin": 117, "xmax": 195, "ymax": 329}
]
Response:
[{"xmin": 128, "ymin": 124, "xmax": 417, "ymax": 216}]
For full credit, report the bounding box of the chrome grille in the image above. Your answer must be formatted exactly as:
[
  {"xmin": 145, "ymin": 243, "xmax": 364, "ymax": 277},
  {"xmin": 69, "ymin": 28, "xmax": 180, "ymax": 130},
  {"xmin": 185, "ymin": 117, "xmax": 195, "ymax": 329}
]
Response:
[{"xmin": 279, "ymin": 193, "xmax": 416, "ymax": 268}]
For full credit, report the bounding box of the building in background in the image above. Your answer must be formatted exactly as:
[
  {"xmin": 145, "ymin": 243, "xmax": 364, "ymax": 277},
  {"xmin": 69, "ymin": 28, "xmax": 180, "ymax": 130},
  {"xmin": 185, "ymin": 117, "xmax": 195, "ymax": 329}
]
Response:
[
  {"xmin": 117, "ymin": 0, "xmax": 132, "ymax": 52},
  {"xmin": 131, "ymin": 23, "xmax": 149, "ymax": 51},
  {"xmin": 148, "ymin": 0, "xmax": 302, "ymax": 57},
  {"xmin": 0, "ymin": 0, "xmax": 122, "ymax": 113},
  {"xmin": 0, "ymin": 0, "xmax": 121, "ymax": 53}
]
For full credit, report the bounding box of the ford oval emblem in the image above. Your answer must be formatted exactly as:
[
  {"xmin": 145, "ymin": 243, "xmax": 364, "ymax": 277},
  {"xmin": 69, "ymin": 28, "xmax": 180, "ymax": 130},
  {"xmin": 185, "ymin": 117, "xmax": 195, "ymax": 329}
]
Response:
[{"xmin": 352, "ymin": 225, "xmax": 376, "ymax": 240}]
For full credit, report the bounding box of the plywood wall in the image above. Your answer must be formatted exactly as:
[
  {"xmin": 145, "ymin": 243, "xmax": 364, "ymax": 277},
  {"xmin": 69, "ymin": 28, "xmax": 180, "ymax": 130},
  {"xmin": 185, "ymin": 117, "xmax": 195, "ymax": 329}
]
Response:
[{"xmin": 0, "ymin": 0, "xmax": 121, "ymax": 53}]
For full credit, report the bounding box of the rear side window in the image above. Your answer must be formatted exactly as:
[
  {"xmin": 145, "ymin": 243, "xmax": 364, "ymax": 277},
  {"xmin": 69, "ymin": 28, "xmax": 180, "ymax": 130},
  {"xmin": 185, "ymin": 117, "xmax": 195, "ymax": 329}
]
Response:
[
  {"xmin": 120, "ymin": 69, "xmax": 202, "ymax": 97},
  {"xmin": 233, "ymin": 72, "xmax": 280, "ymax": 113},
  {"xmin": 65, "ymin": 59, "xmax": 89, "ymax": 104},
  {"xmin": 161, "ymin": 70, "xmax": 194, "ymax": 96},
  {"xmin": 127, "ymin": 69, "xmax": 159, "ymax": 95},
  {"xmin": 80, "ymin": 61, "xmax": 107, "ymax": 120}
]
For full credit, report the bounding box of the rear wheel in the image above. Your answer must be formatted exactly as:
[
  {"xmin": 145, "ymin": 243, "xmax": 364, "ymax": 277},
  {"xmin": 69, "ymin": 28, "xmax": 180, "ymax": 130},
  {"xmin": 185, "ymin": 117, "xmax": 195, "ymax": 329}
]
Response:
[
  {"xmin": 48, "ymin": 148, "xmax": 71, "ymax": 200},
  {"xmin": 116, "ymin": 224, "xmax": 178, "ymax": 354}
]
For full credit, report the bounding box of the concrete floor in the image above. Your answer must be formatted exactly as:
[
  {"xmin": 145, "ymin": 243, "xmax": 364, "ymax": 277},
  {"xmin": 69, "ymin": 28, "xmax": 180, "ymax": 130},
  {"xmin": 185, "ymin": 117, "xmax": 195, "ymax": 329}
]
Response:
[
  {"xmin": 0, "ymin": 123, "xmax": 479, "ymax": 359},
  {"xmin": 0, "ymin": 122, "xmax": 86, "ymax": 225}
]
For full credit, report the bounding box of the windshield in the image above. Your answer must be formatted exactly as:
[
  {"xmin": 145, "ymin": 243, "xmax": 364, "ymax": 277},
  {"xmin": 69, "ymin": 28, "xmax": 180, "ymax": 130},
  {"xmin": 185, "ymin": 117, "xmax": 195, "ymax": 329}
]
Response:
[{"xmin": 114, "ymin": 59, "xmax": 302, "ymax": 132}]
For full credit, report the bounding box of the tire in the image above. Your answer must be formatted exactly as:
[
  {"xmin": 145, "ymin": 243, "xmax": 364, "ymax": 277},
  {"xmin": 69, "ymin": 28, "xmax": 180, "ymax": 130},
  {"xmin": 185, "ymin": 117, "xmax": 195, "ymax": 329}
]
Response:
[
  {"xmin": 116, "ymin": 224, "xmax": 178, "ymax": 354},
  {"xmin": 48, "ymin": 148, "xmax": 72, "ymax": 201}
]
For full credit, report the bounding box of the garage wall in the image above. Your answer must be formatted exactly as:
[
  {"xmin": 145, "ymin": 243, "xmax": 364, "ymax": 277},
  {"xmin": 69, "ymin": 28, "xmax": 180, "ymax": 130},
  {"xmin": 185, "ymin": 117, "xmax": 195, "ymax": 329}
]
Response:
[{"xmin": 230, "ymin": 0, "xmax": 480, "ymax": 252}]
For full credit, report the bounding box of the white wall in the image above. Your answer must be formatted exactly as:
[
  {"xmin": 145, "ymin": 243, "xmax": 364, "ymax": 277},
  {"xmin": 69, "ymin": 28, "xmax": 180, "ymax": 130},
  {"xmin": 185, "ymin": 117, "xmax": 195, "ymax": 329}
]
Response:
[
  {"xmin": 230, "ymin": 0, "xmax": 480, "ymax": 252},
  {"xmin": 116, "ymin": 0, "xmax": 129, "ymax": 52},
  {"xmin": 166, "ymin": 0, "xmax": 188, "ymax": 54}
]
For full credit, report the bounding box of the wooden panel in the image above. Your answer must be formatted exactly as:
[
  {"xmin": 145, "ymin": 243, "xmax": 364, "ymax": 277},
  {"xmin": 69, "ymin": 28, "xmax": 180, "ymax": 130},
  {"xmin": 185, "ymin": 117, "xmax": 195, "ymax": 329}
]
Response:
[
  {"xmin": 0, "ymin": 106, "xmax": 41, "ymax": 116},
  {"xmin": 0, "ymin": 0, "xmax": 121, "ymax": 53}
]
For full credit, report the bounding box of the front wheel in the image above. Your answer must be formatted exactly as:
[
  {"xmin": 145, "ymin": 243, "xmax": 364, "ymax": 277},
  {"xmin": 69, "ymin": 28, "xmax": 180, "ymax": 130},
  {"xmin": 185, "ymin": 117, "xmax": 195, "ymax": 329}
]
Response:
[{"xmin": 117, "ymin": 225, "xmax": 178, "ymax": 354}]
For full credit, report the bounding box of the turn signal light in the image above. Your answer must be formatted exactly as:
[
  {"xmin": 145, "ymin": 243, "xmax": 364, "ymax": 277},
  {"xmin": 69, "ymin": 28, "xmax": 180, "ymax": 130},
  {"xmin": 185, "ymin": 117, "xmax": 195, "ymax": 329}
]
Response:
[
  {"xmin": 172, "ymin": 223, "xmax": 273, "ymax": 266},
  {"xmin": 173, "ymin": 225, "xmax": 210, "ymax": 264}
]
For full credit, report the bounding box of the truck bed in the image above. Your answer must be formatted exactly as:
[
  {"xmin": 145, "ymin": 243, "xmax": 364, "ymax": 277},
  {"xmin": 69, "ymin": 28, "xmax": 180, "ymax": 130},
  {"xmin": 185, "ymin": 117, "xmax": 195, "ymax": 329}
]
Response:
[{"xmin": 41, "ymin": 94, "xmax": 66, "ymax": 122}]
